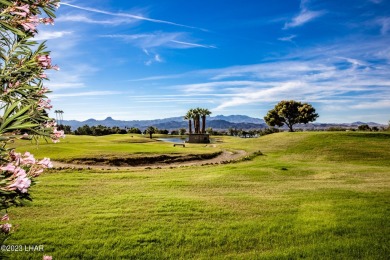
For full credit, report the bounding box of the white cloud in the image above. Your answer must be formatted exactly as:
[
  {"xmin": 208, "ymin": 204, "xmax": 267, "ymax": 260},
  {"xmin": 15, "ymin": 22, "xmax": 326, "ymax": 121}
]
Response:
[
  {"xmin": 49, "ymin": 91, "xmax": 122, "ymax": 99},
  {"xmin": 278, "ymin": 35, "xmax": 297, "ymax": 42},
  {"xmin": 34, "ymin": 30, "xmax": 72, "ymax": 41},
  {"xmin": 284, "ymin": 0, "xmax": 325, "ymax": 29},
  {"xmin": 170, "ymin": 40, "xmax": 216, "ymax": 49},
  {"xmin": 56, "ymin": 14, "xmax": 138, "ymax": 25},
  {"xmin": 376, "ymin": 17, "xmax": 390, "ymax": 35},
  {"xmin": 101, "ymin": 33, "xmax": 214, "ymax": 50},
  {"xmin": 60, "ymin": 2, "xmax": 206, "ymax": 31}
]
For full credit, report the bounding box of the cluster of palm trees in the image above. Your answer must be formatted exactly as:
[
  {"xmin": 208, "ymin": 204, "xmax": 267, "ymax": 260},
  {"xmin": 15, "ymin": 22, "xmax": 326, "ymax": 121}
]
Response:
[
  {"xmin": 54, "ymin": 110, "xmax": 64, "ymax": 125},
  {"xmin": 184, "ymin": 108, "xmax": 212, "ymax": 134}
]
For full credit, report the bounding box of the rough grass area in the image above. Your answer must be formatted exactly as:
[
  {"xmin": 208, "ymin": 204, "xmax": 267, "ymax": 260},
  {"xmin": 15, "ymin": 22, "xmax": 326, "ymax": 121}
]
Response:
[{"xmin": 5, "ymin": 132, "xmax": 390, "ymax": 259}]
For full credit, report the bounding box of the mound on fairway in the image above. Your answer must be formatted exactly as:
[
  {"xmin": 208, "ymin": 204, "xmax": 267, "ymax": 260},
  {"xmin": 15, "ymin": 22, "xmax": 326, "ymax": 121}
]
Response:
[
  {"xmin": 13, "ymin": 134, "xmax": 222, "ymax": 166},
  {"xmin": 6, "ymin": 132, "xmax": 390, "ymax": 259}
]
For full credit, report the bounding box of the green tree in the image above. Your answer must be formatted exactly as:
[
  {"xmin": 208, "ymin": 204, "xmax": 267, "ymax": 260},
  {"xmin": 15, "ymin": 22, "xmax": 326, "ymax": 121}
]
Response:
[
  {"xmin": 179, "ymin": 128, "xmax": 186, "ymax": 135},
  {"xmin": 358, "ymin": 124, "xmax": 371, "ymax": 131},
  {"xmin": 264, "ymin": 100, "xmax": 319, "ymax": 132},
  {"xmin": 145, "ymin": 126, "xmax": 157, "ymax": 139}
]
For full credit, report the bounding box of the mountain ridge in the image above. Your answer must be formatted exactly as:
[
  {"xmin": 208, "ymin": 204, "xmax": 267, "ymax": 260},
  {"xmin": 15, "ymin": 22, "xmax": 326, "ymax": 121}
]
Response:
[{"xmin": 61, "ymin": 115, "xmax": 384, "ymax": 131}]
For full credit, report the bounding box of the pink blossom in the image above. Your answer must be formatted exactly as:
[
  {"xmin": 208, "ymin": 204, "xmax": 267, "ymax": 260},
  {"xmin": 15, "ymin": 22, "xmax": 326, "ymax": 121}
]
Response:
[
  {"xmin": 1, "ymin": 223, "xmax": 12, "ymax": 234},
  {"xmin": 33, "ymin": 168, "xmax": 44, "ymax": 176},
  {"xmin": 10, "ymin": 150, "xmax": 22, "ymax": 164},
  {"xmin": 39, "ymin": 74, "xmax": 48, "ymax": 78},
  {"xmin": 0, "ymin": 163, "xmax": 16, "ymax": 172},
  {"xmin": 38, "ymin": 158, "xmax": 53, "ymax": 168},
  {"xmin": 14, "ymin": 4, "xmax": 30, "ymax": 14},
  {"xmin": 22, "ymin": 152, "xmax": 36, "ymax": 165},
  {"xmin": 21, "ymin": 18, "xmax": 38, "ymax": 33},
  {"xmin": 14, "ymin": 167, "xmax": 27, "ymax": 178},
  {"xmin": 37, "ymin": 55, "xmax": 52, "ymax": 68},
  {"xmin": 38, "ymin": 99, "xmax": 53, "ymax": 110},
  {"xmin": 51, "ymin": 128, "xmax": 65, "ymax": 143},
  {"xmin": 40, "ymin": 17, "xmax": 54, "ymax": 25},
  {"xmin": 44, "ymin": 121, "xmax": 57, "ymax": 128},
  {"xmin": 11, "ymin": 11, "xmax": 28, "ymax": 17},
  {"xmin": 1, "ymin": 214, "xmax": 9, "ymax": 222},
  {"xmin": 8, "ymin": 176, "xmax": 31, "ymax": 193},
  {"xmin": 43, "ymin": 256, "xmax": 52, "ymax": 260},
  {"xmin": 20, "ymin": 133, "xmax": 30, "ymax": 140},
  {"xmin": 37, "ymin": 87, "xmax": 49, "ymax": 95}
]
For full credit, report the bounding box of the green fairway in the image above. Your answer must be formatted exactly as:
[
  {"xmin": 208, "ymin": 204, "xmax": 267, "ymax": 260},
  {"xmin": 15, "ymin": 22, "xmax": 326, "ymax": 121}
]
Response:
[
  {"xmin": 13, "ymin": 134, "xmax": 220, "ymax": 165},
  {"xmin": 5, "ymin": 132, "xmax": 390, "ymax": 259}
]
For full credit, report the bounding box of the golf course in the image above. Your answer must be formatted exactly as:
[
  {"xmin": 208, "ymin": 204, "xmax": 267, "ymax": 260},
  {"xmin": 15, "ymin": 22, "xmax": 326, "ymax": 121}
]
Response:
[{"xmin": 5, "ymin": 131, "xmax": 390, "ymax": 259}]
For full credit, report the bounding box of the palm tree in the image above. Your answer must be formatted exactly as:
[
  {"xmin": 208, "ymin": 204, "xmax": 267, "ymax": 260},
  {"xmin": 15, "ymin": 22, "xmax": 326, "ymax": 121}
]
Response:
[
  {"xmin": 199, "ymin": 108, "xmax": 212, "ymax": 134},
  {"xmin": 184, "ymin": 109, "xmax": 194, "ymax": 134},
  {"xmin": 54, "ymin": 110, "xmax": 59, "ymax": 122},
  {"xmin": 192, "ymin": 108, "xmax": 201, "ymax": 134},
  {"xmin": 59, "ymin": 110, "xmax": 64, "ymax": 125}
]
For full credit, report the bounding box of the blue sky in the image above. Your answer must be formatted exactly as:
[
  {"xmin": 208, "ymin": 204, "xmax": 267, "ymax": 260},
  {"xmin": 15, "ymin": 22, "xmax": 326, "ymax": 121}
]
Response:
[{"xmin": 41, "ymin": 0, "xmax": 390, "ymax": 123}]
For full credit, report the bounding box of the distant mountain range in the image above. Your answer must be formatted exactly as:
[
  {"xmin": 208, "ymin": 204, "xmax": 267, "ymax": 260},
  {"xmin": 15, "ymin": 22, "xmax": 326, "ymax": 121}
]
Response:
[{"xmin": 61, "ymin": 115, "xmax": 383, "ymax": 131}]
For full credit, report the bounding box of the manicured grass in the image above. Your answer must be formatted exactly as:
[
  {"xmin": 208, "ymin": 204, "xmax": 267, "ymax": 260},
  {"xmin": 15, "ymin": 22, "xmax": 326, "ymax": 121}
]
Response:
[
  {"xmin": 13, "ymin": 134, "xmax": 219, "ymax": 162},
  {"xmin": 5, "ymin": 132, "xmax": 390, "ymax": 259}
]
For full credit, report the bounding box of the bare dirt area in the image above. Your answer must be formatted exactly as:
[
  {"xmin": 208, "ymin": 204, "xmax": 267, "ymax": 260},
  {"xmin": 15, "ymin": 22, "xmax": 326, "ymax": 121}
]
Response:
[{"xmin": 51, "ymin": 150, "xmax": 247, "ymax": 170}]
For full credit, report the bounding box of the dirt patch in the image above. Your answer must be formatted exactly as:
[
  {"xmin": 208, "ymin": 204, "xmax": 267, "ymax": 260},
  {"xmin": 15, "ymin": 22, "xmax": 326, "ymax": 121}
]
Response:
[
  {"xmin": 60, "ymin": 151, "xmax": 223, "ymax": 167},
  {"xmin": 51, "ymin": 150, "xmax": 251, "ymax": 170}
]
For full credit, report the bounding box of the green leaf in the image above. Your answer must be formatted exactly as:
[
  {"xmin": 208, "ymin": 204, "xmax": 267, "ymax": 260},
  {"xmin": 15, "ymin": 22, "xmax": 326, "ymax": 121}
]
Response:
[
  {"xmin": 0, "ymin": 104, "xmax": 32, "ymax": 133},
  {"xmin": 0, "ymin": 0, "xmax": 12, "ymax": 6},
  {"xmin": 5, "ymin": 123, "xmax": 40, "ymax": 130},
  {"xmin": 0, "ymin": 21, "xmax": 26, "ymax": 37}
]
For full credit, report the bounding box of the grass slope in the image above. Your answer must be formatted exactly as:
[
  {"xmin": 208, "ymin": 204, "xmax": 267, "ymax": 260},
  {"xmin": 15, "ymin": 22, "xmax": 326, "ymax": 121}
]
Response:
[{"xmin": 5, "ymin": 132, "xmax": 390, "ymax": 259}]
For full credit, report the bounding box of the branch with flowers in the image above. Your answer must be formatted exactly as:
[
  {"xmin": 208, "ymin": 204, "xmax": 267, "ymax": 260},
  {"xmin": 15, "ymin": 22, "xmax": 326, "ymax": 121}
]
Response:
[{"xmin": 0, "ymin": 0, "xmax": 61, "ymax": 257}]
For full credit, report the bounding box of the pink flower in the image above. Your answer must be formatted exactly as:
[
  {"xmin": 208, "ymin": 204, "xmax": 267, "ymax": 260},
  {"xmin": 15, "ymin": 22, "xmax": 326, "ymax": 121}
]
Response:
[
  {"xmin": 11, "ymin": 11, "xmax": 28, "ymax": 17},
  {"xmin": 40, "ymin": 17, "xmax": 54, "ymax": 25},
  {"xmin": 38, "ymin": 99, "xmax": 53, "ymax": 110},
  {"xmin": 14, "ymin": 4, "xmax": 30, "ymax": 14},
  {"xmin": 20, "ymin": 133, "xmax": 30, "ymax": 140},
  {"xmin": 14, "ymin": 167, "xmax": 27, "ymax": 178},
  {"xmin": 38, "ymin": 87, "xmax": 49, "ymax": 95},
  {"xmin": 51, "ymin": 128, "xmax": 65, "ymax": 143},
  {"xmin": 37, "ymin": 55, "xmax": 52, "ymax": 68},
  {"xmin": 39, "ymin": 74, "xmax": 48, "ymax": 78},
  {"xmin": 21, "ymin": 16, "xmax": 39, "ymax": 33},
  {"xmin": 38, "ymin": 158, "xmax": 53, "ymax": 168},
  {"xmin": 43, "ymin": 256, "xmax": 52, "ymax": 260},
  {"xmin": 10, "ymin": 150, "xmax": 22, "ymax": 163},
  {"xmin": 11, "ymin": 4, "xmax": 30, "ymax": 17},
  {"xmin": 1, "ymin": 214, "xmax": 9, "ymax": 221},
  {"xmin": 0, "ymin": 163, "xmax": 16, "ymax": 172},
  {"xmin": 1, "ymin": 223, "xmax": 12, "ymax": 234},
  {"xmin": 22, "ymin": 152, "xmax": 36, "ymax": 165},
  {"xmin": 8, "ymin": 176, "xmax": 31, "ymax": 193}
]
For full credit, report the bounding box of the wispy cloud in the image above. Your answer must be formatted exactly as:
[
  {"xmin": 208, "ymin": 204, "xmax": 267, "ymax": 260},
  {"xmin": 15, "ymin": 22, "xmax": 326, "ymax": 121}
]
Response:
[
  {"xmin": 60, "ymin": 2, "xmax": 207, "ymax": 31},
  {"xmin": 34, "ymin": 30, "xmax": 72, "ymax": 41},
  {"xmin": 56, "ymin": 14, "xmax": 138, "ymax": 25},
  {"xmin": 170, "ymin": 40, "xmax": 216, "ymax": 49},
  {"xmin": 101, "ymin": 33, "xmax": 214, "ymax": 50},
  {"xmin": 284, "ymin": 0, "xmax": 325, "ymax": 29},
  {"xmin": 376, "ymin": 17, "xmax": 390, "ymax": 35},
  {"xmin": 278, "ymin": 35, "xmax": 297, "ymax": 42},
  {"xmin": 49, "ymin": 91, "xmax": 122, "ymax": 99}
]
